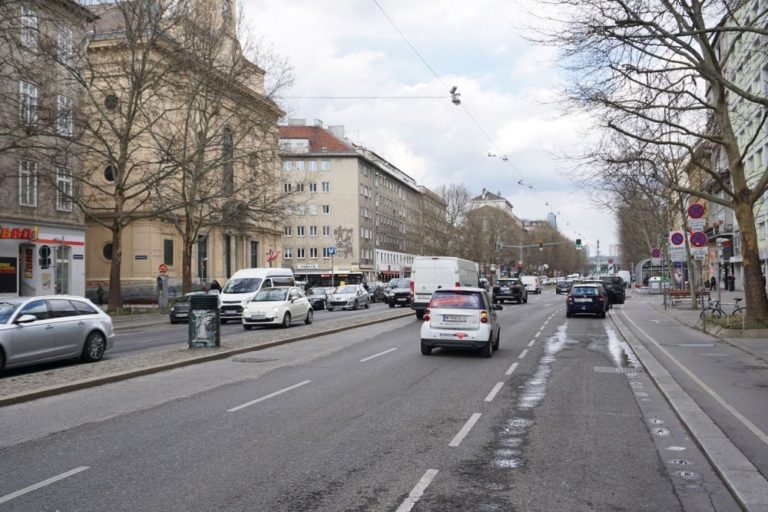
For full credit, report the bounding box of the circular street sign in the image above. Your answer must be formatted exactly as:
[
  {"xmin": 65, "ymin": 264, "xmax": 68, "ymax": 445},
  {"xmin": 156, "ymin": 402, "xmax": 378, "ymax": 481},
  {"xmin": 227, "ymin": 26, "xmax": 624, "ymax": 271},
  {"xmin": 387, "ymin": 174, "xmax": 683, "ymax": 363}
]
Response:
[
  {"xmin": 670, "ymin": 232, "xmax": 685, "ymax": 246},
  {"xmin": 159, "ymin": 263, "xmax": 168, "ymax": 273},
  {"xmin": 688, "ymin": 203, "xmax": 705, "ymax": 219},
  {"xmin": 608, "ymin": 258, "xmax": 614, "ymax": 264},
  {"xmin": 651, "ymin": 248, "xmax": 661, "ymax": 258},
  {"xmin": 690, "ymin": 231, "xmax": 708, "ymax": 247}
]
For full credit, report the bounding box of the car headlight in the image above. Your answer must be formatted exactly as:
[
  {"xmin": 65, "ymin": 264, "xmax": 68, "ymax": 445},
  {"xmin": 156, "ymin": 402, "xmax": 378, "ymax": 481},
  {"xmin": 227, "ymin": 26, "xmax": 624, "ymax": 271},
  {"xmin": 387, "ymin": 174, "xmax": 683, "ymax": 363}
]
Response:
[{"xmin": 272, "ymin": 306, "xmax": 279, "ymax": 315}]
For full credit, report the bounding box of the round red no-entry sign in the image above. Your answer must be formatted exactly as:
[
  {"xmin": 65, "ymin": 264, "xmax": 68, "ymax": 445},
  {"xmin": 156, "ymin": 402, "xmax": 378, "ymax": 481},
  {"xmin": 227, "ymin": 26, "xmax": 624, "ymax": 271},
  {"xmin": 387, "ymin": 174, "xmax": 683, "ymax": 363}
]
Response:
[
  {"xmin": 608, "ymin": 258, "xmax": 614, "ymax": 264},
  {"xmin": 690, "ymin": 231, "xmax": 708, "ymax": 247},
  {"xmin": 688, "ymin": 203, "xmax": 705, "ymax": 219},
  {"xmin": 670, "ymin": 232, "xmax": 685, "ymax": 246},
  {"xmin": 651, "ymin": 248, "xmax": 661, "ymax": 258}
]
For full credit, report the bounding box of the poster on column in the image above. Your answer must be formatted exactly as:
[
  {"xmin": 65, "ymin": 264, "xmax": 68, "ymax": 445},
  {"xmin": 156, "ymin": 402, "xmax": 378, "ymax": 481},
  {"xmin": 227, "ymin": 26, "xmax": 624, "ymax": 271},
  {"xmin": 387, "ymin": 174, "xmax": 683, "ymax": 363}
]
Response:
[{"xmin": 0, "ymin": 257, "xmax": 18, "ymax": 293}]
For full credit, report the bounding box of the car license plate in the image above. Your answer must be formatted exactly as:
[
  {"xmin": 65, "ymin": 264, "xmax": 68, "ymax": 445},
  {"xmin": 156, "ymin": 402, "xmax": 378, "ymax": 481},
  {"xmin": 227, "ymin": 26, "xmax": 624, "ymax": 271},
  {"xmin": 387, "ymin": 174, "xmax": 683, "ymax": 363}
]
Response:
[
  {"xmin": 576, "ymin": 298, "xmax": 592, "ymax": 303},
  {"xmin": 443, "ymin": 314, "xmax": 467, "ymax": 323},
  {"xmin": 176, "ymin": 313, "xmax": 188, "ymax": 317},
  {"xmin": 250, "ymin": 312, "xmax": 265, "ymax": 319}
]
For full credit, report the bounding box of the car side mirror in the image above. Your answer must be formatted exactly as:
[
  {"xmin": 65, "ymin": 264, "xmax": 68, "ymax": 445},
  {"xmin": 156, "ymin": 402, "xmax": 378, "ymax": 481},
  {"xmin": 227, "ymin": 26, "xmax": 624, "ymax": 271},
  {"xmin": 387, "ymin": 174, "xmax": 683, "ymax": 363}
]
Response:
[
  {"xmin": 15, "ymin": 314, "xmax": 37, "ymax": 324},
  {"xmin": 493, "ymin": 304, "xmax": 503, "ymax": 311}
]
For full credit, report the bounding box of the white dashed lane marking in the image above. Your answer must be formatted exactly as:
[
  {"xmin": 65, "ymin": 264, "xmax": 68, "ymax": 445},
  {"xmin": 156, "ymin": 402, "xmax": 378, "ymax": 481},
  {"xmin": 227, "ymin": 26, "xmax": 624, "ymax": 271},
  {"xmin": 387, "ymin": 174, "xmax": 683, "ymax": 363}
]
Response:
[
  {"xmin": 0, "ymin": 467, "xmax": 90, "ymax": 505},
  {"xmin": 484, "ymin": 382, "xmax": 504, "ymax": 402},
  {"xmin": 449, "ymin": 413, "xmax": 482, "ymax": 447},
  {"xmin": 227, "ymin": 380, "xmax": 312, "ymax": 412},
  {"xmin": 396, "ymin": 469, "xmax": 439, "ymax": 512}
]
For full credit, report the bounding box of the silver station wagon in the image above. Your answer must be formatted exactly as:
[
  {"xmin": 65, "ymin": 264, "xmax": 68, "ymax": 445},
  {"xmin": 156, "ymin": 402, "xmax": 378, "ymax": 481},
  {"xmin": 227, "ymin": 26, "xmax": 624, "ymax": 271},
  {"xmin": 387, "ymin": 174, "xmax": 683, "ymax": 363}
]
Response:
[{"xmin": 0, "ymin": 296, "xmax": 115, "ymax": 371}]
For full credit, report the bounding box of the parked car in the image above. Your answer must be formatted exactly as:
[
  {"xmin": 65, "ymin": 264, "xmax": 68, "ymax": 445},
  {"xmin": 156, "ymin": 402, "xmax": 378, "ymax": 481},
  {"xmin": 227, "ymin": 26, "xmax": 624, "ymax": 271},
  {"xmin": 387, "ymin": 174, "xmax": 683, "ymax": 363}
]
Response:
[
  {"xmin": 169, "ymin": 292, "xmax": 208, "ymax": 323},
  {"xmin": 555, "ymin": 280, "xmax": 572, "ymax": 295},
  {"xmin": 599, "ymin": 275, "xmax": 626, "ymax": 305},
  {"xmin": 385, "ymin": 278, "xmax": 412, "ymax": 308},
  {"xmin": 328, "ymin": 284, "xmax": 371, "ymax": 311},
  {"xmin": 420, "ymin": 287, "xmax": 503, "ymax": 357},
  {"xmin": 242, "ymin": 287, "xmax": 313, "ymax": 329},
  {"xmin": 493, "ymin": 278, "xmax": 528, "ymax": 304},
  {"xmin": 306, "ymin": 287, "xmax": 334, "ymax": 310},
  {"xmin": 0, "ymin": 296, "xmax": 115, "ymax": 371},
  {"xmin": 566, "ymin": 284, "xmax": 608, "ymax": 318},
  {"xmin": 219, "ymin": 267, "xmax": 295, "ymax": 323},
  {"xmin": 366, "ymin": 281, "xmax": 387, "ymax": 303}
]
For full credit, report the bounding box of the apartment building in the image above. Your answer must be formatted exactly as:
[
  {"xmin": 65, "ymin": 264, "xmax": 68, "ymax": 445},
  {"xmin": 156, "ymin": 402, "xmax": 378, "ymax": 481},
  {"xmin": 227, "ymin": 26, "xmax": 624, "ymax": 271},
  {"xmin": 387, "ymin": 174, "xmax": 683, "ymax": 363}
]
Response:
[
  {"xmin": 0, "ymin": 0, "xmax": 94, "ymax": 297},
  {"xmin": 278, "ymin": 120, "xmax": 444, "ymax": 285}
]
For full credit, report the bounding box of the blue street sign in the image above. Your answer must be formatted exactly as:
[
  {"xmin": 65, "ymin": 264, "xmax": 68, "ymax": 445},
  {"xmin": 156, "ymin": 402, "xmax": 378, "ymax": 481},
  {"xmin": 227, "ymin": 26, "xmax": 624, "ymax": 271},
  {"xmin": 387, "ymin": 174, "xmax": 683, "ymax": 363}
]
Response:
[{"xmin": 328, "ymin": 247, "xmax": 336, "ymax": 255}]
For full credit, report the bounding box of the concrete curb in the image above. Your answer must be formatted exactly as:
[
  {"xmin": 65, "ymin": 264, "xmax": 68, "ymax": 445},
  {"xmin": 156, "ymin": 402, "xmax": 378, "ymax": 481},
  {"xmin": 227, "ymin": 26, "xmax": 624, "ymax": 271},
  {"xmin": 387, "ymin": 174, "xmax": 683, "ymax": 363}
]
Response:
[
  {"xmin": 611, "ymin": 311, "xmax": 768, "ymax": 512},
  {"xmin": 0, "ymin": 309, "xmax": 414, "ymax": 407}
]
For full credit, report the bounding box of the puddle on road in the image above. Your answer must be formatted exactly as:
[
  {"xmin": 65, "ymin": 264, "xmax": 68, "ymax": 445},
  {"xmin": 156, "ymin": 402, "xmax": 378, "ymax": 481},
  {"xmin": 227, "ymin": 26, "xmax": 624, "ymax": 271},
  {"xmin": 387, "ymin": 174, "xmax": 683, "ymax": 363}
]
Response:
[{"xmin": 605, "ymin": 325, "xmax": 642, "ymax": 369}]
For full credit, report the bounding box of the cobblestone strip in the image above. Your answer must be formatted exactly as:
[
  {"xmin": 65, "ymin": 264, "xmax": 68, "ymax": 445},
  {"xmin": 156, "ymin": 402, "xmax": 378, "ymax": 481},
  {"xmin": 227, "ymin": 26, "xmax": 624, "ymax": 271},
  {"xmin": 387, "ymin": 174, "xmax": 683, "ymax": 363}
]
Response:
[{"xmin": 0, "ymin": 309, "xmax": 415, "ymax": 406}]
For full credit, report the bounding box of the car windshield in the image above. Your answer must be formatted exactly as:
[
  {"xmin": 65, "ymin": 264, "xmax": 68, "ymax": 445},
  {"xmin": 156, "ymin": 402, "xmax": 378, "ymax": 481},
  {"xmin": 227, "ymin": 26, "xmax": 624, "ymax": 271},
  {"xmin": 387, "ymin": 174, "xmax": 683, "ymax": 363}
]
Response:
[
  {"xmin": 251, "ymin": 288, "xmax": 288, "ymax": 302},
  {"xmin": 601, "ymin": 277, "xmax": 623, "ymax": 285},
  {"xmin": 572, "ymin": 287, "xmax": 599, "ymax": 296},
  {"xmin": 222, "ymin": 278, "xmax": 263, "ymax": 294},
  {"xmin": 0, "ymin": 301, "xmax": 22, "ymax": 323},
  {"xmin": 497, "ymin": 279, "xmax": 518, "ymax": 286},
  {"xmin": 430, "ymin": 291, "xmax": 485, "ymax": 310},
  {"xmin": 307, "ymin": 288, "xmax": 328, "ymax": 296},
  {"xmin": 337, "ymin": 285, "xmax": 357, "ymax": 294}
]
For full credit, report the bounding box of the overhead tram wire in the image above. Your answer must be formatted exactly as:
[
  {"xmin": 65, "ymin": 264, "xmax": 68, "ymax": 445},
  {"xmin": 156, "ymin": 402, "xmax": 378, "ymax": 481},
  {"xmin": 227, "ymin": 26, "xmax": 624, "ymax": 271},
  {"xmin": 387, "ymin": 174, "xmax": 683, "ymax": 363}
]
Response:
[{"xmin": 370, "ymin": 0, "xmax": 566, "ymax": 222}]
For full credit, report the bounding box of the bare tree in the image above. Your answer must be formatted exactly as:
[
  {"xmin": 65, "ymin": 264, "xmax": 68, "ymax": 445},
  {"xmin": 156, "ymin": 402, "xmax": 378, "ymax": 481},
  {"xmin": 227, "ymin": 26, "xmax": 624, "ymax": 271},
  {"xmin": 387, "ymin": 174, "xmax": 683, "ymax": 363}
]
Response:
[
  {"xmin": 436, "ymin": 183, "xmax": 472, "ymax": 255},
  {"xmin": 540, "ymin": 0, "xmax": 768, "ymax": 320}
]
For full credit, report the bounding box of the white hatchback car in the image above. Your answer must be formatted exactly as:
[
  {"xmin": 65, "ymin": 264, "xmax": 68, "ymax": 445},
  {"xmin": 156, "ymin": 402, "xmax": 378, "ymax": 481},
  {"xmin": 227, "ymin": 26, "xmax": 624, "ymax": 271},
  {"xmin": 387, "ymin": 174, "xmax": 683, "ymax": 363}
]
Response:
[
  {"xmin": 419, "ymin": 287, "xmax": 502, "ymax": 357},
  {"xmin": 241, "ymin": 287, "xmax": 313, "ymax": 329}
]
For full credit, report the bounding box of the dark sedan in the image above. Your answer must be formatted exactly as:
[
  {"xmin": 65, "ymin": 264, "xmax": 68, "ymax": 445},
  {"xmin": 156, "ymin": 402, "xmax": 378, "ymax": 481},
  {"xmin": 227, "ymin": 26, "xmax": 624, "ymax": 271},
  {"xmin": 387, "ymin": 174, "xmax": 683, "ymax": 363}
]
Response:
[
  {"xmin": 566, "ymin": 284, "xmax": 608, "ymax": 318},
  {"xmin": 306, "ymin": 287, "xmax": 334, "ymax": 310},
  {"xmin": 555, "ymin": 280, "xmax": 572, "ymax": 295},
  {"xmin": 169, "ymin": 292, "xmax": 207, "ymax": 323},
  {"xmin": 599, "ymin": 275, "xmax": 626, "ymax": 305}
]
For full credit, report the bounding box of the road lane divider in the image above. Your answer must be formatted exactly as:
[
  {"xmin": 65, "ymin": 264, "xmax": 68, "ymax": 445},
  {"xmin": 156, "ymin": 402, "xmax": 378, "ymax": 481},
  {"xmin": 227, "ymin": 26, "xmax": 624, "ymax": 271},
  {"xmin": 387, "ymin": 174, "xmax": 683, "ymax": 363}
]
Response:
[
  {"xmin": 505, "ymin": 362, "xmax": 519, "ymax": 376},
  {"xmin": 534, "ymin": 330, "xmax": 542, "ymax": 338},
  {"xmin": 527, "ymin": 339, "xmax": 536, "ymax": 347},
  {"xmin": 360, "ymin": 347, "xmax": 398, "ymax": 362},
  {"xmin": 0, "ymin": 466, "xmax": 89, "ymax": 505},
  {"xmin": 395, "ymin": 469, "xmax": 439, "ymax": 512},
  {"xmin": 449, "ymin": 413, "xmax": 482, "ymax": 447},
  {"xmin": 227, "ymin": 380, "xmax": 311, "ymax": 413},
  {"xmin": 484, "ymin": 382, "xmax": 504, "ymax": 402},
  {"xmin": 518, "ymin": 349, "xmax": 529, "ymax": 360}
]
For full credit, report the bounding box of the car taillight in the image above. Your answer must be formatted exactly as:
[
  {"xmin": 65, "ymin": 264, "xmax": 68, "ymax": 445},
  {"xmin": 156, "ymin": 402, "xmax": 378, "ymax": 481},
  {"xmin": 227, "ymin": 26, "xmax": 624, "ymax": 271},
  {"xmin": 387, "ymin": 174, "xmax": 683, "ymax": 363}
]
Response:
[
  {"xmin": 410, "ymin": 281, "xmax": 414, "ymax": 293},
  {"xmin": 597, "ymin": 296, "xmax": 604, "ymax": 302},
  {"xmin": 455, "ymin": 282, "xmax": 461, "ymax": 287},
  {"xmin": 424, "ymin": 308, "xmax": 430, "ymax": 321},
  {"xmin": 567, "ymin": 296, "xmax": 573, "ymax": 303},
  {"xmin": 480, "ymin": 311, "xmax": 489, "ymax": 323}
]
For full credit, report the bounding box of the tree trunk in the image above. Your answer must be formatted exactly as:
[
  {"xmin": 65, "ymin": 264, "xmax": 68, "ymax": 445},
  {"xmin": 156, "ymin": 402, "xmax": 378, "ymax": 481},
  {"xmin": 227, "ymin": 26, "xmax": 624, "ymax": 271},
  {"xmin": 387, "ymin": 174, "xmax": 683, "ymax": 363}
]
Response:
[
  {"xmin": 108, "ymin": 223, "xmax": 123, "ymax": 311},
  {"xmin": 734, "ymin": 202, "xmax": 768, "ymax": 322},
  {"xmin": 182, "ymin": 238, "xmax": 194, "ymax": 294}
]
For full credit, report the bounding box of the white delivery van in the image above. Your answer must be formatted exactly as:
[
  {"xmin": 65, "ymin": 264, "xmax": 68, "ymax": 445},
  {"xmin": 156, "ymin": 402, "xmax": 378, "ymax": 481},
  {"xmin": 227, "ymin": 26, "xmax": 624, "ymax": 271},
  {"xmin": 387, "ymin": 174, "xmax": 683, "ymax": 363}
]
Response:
[
  {"xmin": 521, "ymin": 275, "xmax": 541, "ymax": 294},
  {"xmin": 218, "ymin": 268, "xmax": 295, "ymax": 322},
  {"xmin": 617, "ymin": 270, "xmax": 631, "ymax": 288},
  {"xmin": 411, "ymin": 256, "xmax": 480, "ymax": 319}
]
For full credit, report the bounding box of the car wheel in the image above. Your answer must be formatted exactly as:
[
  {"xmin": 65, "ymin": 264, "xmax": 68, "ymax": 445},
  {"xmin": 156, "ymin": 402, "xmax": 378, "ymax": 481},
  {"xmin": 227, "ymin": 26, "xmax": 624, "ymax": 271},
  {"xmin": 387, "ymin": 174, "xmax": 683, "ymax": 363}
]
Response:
[
  {"xmin": 327, "ymin": 307, "xmax": 334, "ymax": 312},
  {"xmin": 420, "ymin": 342, "xmax": 432, "ymax": 355},
  {"xmin": 354, "ymin": 300, "xmax": 359, "ymax": 310},
  {"xmin": 389, "ymin": 303, "xmax": 395, "ymax": 308},
  {"xmin": 244, "ymin": 325, "xmax": 253, "ymax": 330},
  {"xmin": 81, "ymin": 331, "xmax": 106, "ymax": 362},
  {"xmin": 305, "ymin": 309, "xmax": 314, "ymax": 325},
  {"xmin": 493, "ymin": 328, "xmax": 500, "ymax": 350},
  {"xmin": 600, "ymin": 311, "xmax": 607, "ymax": 319},
  {"xmin": 365, "ymin": 300, "xmax": 370, "ymax": 309},
  {"xmin": 481, "ymin": 339, "xmax": 493, "ymax": 358},
  {"xmin": 221, "ymin": 319, "xmax": 227, "ymax": 324},
  {"xmin": 282, "ymin": 312, "xmax": 291, "ymax": 328},
  {"xmin": 566, "ymin": 312, "xmax": 572, "ymax": 318},
  {"xmin": 523, "ymin": 296, "xmax": 528, "ymax": 304},
  {"xmin": 415, "ymin": 310, "xmax": 424, "ymax": 320},
  {"xmin": 0, "ymin": 349, "xmax": 5, "ymax": 372}
]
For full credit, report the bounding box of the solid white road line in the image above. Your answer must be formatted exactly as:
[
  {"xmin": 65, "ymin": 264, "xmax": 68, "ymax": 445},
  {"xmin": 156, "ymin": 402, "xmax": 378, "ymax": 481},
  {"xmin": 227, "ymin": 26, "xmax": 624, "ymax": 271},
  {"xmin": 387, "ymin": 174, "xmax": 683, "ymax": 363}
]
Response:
[
  {"xmin": 621, "ymin": 312, "xmax": 768, "ymax": 447},
  {"xmin": 0, "ymin": 466, "xmax": 90, "ymax": 505},
  {"xmin": 484, "ymin": 382, "xmax": 504, "ymax": 402},
  {"xmin": 227, "ymin": 380, "xmax": 312, "ymax": 412},
  {"xmin": 518, "ymin": 349, "xmax": 529, "ymax": 359},
  {"xmin": 527, "ymin": 339, "xmax": 536, "ymax": 347},
  {"xmin": 360, "ymin": 347, "xmax": 398, "ymax": 362},
  {"xmin": 505, "ymin": 362, "xmax": 519, "ymax": 376},
  {"xmin": 449, "ymin": 413, "xmax": 482, "ymax": 447},
  {"xmin": 395, "ymin": 469, "xmax": 439, "ymax": 512}
]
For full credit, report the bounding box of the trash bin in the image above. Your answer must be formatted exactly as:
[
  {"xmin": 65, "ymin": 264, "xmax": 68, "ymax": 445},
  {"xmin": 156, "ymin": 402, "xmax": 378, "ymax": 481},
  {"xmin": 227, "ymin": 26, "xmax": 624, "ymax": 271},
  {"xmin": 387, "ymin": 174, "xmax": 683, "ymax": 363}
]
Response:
[
  {"xmin": 648, "ymin": 276, "xmax": 662, "ymax": 294},
  {"xmin": 189, "ymin": 294, "xmax": 220, "ymax": 348}
]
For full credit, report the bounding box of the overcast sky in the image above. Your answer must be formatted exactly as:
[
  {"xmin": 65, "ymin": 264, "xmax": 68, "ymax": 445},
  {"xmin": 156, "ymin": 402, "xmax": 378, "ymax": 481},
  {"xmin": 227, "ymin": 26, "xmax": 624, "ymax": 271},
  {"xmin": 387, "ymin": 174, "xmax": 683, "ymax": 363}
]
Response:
[{"xmin": 243, "ymin": 0, "xmax": 619, "ymax": 257}]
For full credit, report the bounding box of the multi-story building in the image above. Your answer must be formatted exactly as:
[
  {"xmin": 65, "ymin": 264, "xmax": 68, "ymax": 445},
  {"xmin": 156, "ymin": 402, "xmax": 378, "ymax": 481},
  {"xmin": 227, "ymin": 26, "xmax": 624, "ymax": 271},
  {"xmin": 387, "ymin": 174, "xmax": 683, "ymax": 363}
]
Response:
[
  {"xmin": 0, "ymin": 0, "xmax": 94, "ymax": 297},
  {"xmin": 278, "ymin": 119, "xmax": 444, "ymax": 285}
]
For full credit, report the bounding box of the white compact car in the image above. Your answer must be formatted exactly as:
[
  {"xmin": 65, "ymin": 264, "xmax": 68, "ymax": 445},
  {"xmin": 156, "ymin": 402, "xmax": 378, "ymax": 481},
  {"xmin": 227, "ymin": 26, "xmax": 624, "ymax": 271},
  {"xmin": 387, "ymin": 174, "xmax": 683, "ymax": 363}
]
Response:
[
  {"xmin": 419, "ymin": 287, "xmax": 502, "ymax": 358},
  {"xmin": 327, "ymin": 284, "xmax": 370, "ymax": 311},
  {"xmin": 241, "ymin": 287, "xmax": 313, "ymax": 329}
]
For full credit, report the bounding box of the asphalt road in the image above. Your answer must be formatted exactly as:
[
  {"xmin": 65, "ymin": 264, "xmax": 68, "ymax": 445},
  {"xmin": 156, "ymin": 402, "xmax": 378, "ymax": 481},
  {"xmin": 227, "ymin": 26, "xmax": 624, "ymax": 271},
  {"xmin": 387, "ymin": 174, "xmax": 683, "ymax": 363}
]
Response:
[{"xmin": 0, "ymin": 290, "xmax": 740, "ymax": 511}]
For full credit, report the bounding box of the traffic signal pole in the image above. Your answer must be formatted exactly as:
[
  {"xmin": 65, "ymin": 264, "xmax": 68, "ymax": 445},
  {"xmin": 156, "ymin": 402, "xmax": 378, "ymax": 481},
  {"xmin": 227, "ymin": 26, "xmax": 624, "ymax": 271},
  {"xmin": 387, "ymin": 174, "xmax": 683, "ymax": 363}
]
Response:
[{"xmin": 496, "ymin": 241, "xmax": 574, "ymax": 273}]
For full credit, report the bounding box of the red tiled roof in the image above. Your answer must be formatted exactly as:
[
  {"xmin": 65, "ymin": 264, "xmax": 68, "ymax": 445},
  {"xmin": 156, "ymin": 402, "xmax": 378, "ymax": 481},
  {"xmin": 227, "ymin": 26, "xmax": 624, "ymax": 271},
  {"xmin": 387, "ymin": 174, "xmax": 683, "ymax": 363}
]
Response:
[{"xmin": 278, "ymin": 126, "xmax": 356, "ymax": 153}]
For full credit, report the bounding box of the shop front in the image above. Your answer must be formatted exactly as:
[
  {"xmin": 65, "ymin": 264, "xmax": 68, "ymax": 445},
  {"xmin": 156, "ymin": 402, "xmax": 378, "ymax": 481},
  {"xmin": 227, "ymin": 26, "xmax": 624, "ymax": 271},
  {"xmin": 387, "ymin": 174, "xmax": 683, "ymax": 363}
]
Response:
[{"xmin": 0, "ymin": 222, "xmax": 85, "ymax": 297}]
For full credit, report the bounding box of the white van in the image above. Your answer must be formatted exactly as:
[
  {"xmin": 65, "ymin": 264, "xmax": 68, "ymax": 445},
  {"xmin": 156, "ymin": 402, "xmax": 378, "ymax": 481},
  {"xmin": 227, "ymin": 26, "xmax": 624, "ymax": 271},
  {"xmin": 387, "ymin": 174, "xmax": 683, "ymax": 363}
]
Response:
[
  {"xmin": 521, "ymin": 275, "xmax": 541, "ymax": 294},
  {"xmin": 219, "ymin": 268, "xmax": 295, "ymax": 322},
  {"xmin": 617, "ymin": 270, "xmax": 631, "ymax": 288},
  {"xmin": 411, "ymin": 256, "xmax": 480, "ymax": 319}
]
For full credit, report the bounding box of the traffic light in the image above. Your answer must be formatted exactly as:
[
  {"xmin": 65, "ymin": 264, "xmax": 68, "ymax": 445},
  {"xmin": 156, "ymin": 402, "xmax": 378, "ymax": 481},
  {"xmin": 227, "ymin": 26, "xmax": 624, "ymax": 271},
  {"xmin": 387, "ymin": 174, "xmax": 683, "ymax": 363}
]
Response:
[
  {"xmin": 496, "ymin": 241, "xmax": 503, "ymax": 251},
  {"xmin": 575, "ymin": 238, "xmax": 582, "ymax": 250},
  {"xmin": 538, "ymin": 240, "xmax": 543, "ymax": 251}
]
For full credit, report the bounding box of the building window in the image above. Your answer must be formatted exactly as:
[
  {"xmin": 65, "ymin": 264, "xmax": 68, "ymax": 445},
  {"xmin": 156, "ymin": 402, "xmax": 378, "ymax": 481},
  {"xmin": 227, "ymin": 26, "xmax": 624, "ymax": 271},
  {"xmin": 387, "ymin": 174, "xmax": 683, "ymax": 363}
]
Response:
[
  {"xmin": 309, "ymin": 161, "xmax": 317, "ymax": 171},
  {"xmin": 297, "ymin": 248, "xmax": 305, "ymax": 259},
  {"xmin": 103, "ymin": 243, "xmax": 113, "ymax": 260},
  {"xmin": 18, "ymin": 159, "xmax": 37, "ymax": 207},
  {"xmin": 283, "ymin": 225, "xmax": 292, "ymax": 237},
  {"xmin": 104, "ymin": 94, "xmax": 119, "ymax": 111},
  {"xmin": 309, "ymin": 247, "xmax": 318, "ymax": 258},
  {"xmin": 322, "ymin": 181, "xmax": 330, "ymax": 193},
  {"xmin": 164, "ymin": 239, "xmax": 174, "ymax": 266},
  {"xmin": 296, "ymin": 226, "xmax": 305, "ymax": 237},
  {"xmin": 56, "ymin": 168, "xmax": 73, "ymax": 211},
  {"xmin": 58, "ymin": 26, "xmax": 73, "ymax": 64},
  {"xmin": 309, "ymin": 225, "xmax": 318, "ymax": 237},
  {"xmin": 282, "ymin": 161, "xmax": 292, "ymax": 171},
  {"xmin": 19, "ymin": 80, "xmax": 37, "ymax": 126},
  {"xmin": 296, "ymin": 161, "xmax": 305, "ymax": 171},
  {"xmin": 296, "ymin": 205, "xmax": 305, "ymax": 215},
  {"xmin": 296, "ymin": 183, "xmax": 304, "ymax": 192},
  {"xmin": 322, "ymin": 225, "xmax": 331, "ymax": 236},
  {"xmin": 323, "ymin": 247, "xmax": 333, "ymax": 258},
  {"xmin": 21, "ymin": 6, "xmax": 37, "ymax": 50},
  {"xmin": 284, "ymin": 248, "xmax": 292, "ymax": 259},
  {"xmin": 309, "ymin": 182, "xmax": 317, "ymax": 192},
  {"xmin": 321, "ymin": 160, "xmax": 330, "ymax": 171},
  {"xmin": 283, "ymin": 183, "xmax": 292, "ymax": 192},
  {"xmin": 322, "ymin": 204, "xmax": 330, "ymax": 215},
  {"xmin": 308, "ymin": 203, "xmax": 317, "ymax": 215},
  {"xmin": 58, "ymin": 95, "xmax": 74, "ymax": 136},
  {"xmin": 250, "ymin": 240, "xmax": 259, "ymax": 268},
  {"xmin": 222, "ymin": 128, "xmax": 234, "ymax": 194}
]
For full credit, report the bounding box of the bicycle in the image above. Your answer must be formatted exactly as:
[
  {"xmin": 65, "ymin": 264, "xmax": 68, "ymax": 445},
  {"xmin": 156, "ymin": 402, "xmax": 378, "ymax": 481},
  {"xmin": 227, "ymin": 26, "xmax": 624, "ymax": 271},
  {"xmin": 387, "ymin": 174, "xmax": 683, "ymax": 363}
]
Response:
[{"xmin": 699, "ymin": 298, "xmax": 725, "ymax": 320}]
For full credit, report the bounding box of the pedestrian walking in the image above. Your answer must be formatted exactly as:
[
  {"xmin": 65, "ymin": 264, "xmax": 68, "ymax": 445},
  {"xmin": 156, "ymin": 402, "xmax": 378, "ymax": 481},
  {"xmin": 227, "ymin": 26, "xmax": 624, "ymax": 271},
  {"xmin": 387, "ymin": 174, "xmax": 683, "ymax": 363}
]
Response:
[
  {"xmin": 709, "ymin": 276, "xmax": 716, "ymax": 291},
  {"xmin": 210, "ymin": 279, "xmax": 222, "ymax": 292},
  {"xmin": 96, "ymin": 284, "xmax": 105, "ymax": 305}
]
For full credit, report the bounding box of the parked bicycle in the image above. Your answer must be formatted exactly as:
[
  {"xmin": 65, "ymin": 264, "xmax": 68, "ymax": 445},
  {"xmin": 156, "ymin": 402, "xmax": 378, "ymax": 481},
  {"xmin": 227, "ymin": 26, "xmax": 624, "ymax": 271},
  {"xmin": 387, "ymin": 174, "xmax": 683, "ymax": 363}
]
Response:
[{"xmin": 699, "ymin": 298, "xmax": 745, "ymax": 320}]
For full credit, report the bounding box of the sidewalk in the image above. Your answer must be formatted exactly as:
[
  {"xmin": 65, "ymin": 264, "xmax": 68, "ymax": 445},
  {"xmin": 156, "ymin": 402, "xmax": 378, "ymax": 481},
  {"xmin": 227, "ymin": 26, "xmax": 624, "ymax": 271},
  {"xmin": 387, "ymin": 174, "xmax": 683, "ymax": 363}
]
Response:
[{"xmin": 107, "ymin": 311, "xmax": 169, "ymax": 331}]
